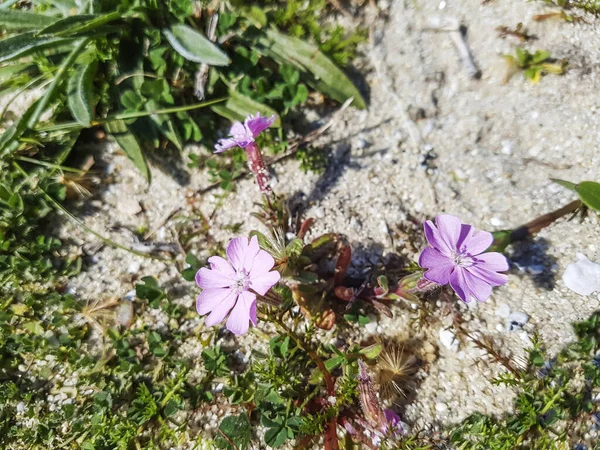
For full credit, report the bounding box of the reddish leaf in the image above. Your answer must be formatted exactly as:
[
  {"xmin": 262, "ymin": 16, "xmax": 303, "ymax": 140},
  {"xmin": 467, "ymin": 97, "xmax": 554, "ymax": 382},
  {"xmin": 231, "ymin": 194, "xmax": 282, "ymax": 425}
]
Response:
[
  {"xmin": 334, "ymin": 286, "xmax": 355, "ymax": 301},
  {"xmin": 371, "ymin": 299, "xmax": 392, "ymax": 318},
  {"xmin": 334, "ymin": 245, "xmax": 351, "ymax": 286},
  {"xmin": 315, "ymin": 308, "xmax": 336, "ymax": 330},
  {"xmin": 298, "ymin": 218, "xmax": 315, "ymax": 239}
]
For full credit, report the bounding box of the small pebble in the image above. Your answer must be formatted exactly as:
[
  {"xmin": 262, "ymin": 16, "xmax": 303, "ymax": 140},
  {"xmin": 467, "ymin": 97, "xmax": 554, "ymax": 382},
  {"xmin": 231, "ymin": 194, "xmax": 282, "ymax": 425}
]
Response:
[
  {"xmin": 495, "ymin": 303, "xmax": 511, "ymax": 318},
  {"xmin": 439, "ymin": 329, "xmax": 459, "ymax": 351},
  {"xmin": 506, "ymin": 311, "xmax": 529, "ymax": 332}
]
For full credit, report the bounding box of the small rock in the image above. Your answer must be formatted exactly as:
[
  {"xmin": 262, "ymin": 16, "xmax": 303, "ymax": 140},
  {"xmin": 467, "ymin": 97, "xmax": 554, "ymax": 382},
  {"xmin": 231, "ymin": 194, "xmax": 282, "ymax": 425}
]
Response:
[
  {"xmin": 435, "ymin": 402, "xmax": 448, "ymax": 413},
  {"xmin": 124, "ymin": 289, "xmax": 136, "ymax": 301},
  {"xmin": 365, "ymin": 315, "xmax": 378, "ymax": 333},
  {"xmin": 562, "ymin": 253, "xmax": 600, "ymax": 296},
  {"xmin": 506, "ymin": 311, "xmax": 529, "ymax": 332},
  {"xmin": 355, "ymin": 138, "xmax": 369, "ymax": 149},
  {"xmin": 313, "ymin": 207, "xmax": 325, "ymax": 219},
  {"xmin": 500, "ymin": 140, "xmax": 513, "ymax": 155},
  {"xmin": 439, "ymin": 329, "xmax": 459, "ymax": 351},
  {"xmin": 490, "ymin": 217, "xmax": 504, "ymax": 227},
  {"xmin": 495, "ymin": 303, "xmax": 511, "ymax": 318},
  {"xmin": 127, "ymin": 261, "xmax": 141, "ymax": 274}
]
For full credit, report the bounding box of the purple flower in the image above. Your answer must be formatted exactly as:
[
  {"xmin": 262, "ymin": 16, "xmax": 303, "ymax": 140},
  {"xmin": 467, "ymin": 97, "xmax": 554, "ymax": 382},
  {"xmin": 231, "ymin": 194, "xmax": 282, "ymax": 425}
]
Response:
[
  {"xmin": 418, "ymin": 214, "xmax": 509, "ymax": 302},
  {"xmin": 196, "ymin": 236, "xmax": 281, "ymax": 335},
  {"xmin": 214, "ymin": 113, "xmax": 276, "ymax": 153},
  {"xmin": 382, "ymin": 409, "xmax": 404, "ymax": 437}
]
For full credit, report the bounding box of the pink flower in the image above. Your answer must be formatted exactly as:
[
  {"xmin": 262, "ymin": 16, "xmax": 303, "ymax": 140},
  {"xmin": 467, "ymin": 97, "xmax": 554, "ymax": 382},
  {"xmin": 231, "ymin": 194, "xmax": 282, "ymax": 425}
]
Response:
[
  {"xmin": 382, "ymin": 409, "xmax": 404, "ymax": 438},
  {"xmin": 418, "ymin": 214, "xmax": 509, "ymax": 302},
  {"xmin": 214, "ymin": 113, "xmax": 276, "ymax": 153},
  {"xmin": 196, "ymin": 236, "xmax": 281, "ymax": 334}
]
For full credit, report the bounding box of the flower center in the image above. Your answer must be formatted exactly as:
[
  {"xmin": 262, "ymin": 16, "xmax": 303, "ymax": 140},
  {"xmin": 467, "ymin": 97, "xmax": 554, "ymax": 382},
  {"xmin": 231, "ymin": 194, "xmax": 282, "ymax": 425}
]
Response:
[
  {"xmin": 453, "ymin": 251, "xmax": 474, "ymax": 267},
  {"xmin": 234, "ymin": 270, "xmax": 250, "ymax": 292}
]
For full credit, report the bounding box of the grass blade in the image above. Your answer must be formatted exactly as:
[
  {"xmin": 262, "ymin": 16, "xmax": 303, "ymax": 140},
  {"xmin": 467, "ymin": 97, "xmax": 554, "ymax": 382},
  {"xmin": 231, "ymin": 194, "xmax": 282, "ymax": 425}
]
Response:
[
  {"xmin": 36, "ymin": 12, "xmax": 122, "ymax": 37},
  {"xmin": 0, "ymin": 9, "xmax": 57, "ymax": 30},
  {"xmin": 0, "ymin": 32, "xmax": 74, "ymax": 64}
]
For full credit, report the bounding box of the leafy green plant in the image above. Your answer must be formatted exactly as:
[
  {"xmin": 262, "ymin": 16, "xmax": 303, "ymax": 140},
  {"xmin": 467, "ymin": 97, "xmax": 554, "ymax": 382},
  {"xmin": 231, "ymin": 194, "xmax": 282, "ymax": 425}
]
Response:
[
  {"xmin": 0, "ymin": 0, "xmax": 366, "ymax": 182},
  {"xmin": 452, "ymin": 313, "xmax": 600, "ymax": 449},
  {"xmin": 503, "ymin": 48, "xmax": 567, "ymax": 83}
]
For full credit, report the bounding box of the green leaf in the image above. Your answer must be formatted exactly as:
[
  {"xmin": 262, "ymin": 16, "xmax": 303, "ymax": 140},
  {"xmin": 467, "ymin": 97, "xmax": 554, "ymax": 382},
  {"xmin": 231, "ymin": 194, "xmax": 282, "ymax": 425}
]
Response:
[
  {"xmin": 325, "ymin": 355, "xmax": 345, "ymax": 371},
  {"xmin": 67, "ymin": 61, "xmax": 97, "ymax": 126},
  {"xmin": 105, "ymin": 120, "xmax": 151, "ymax": 182},
  {"xmin": 575, "ymin": 181, "xmax": 600, "ymax": 212},
  {"xmin": 211, "ymin": 90, "xmax": 281, "ymax": 127},
  {"xmin": 242, "ymin": 6, "xmax": 267, "ymax": 28},
  {"xmin": 8, "ymin": 193, "xmax": 23, "ymax": 213},
  {"xmin": 36, "ymin": 12, "xmax": 121, "ymax": 37},
  {"xmin": 258, "ymin": 29, "xmax": 366, "ymax": 109},
  {"xmin": 146, "ymin": 99, "xmax": 183, "ymax": 151},
  {"xmin": 135, "ymin": 276, "xmax": 165, "ymax": 305},
  {"xmin": 28, "ymin": 38, "xmax": 90, "ymax": 129},
  {"xmin": 163, "ymin": 24, "xmax": 230, "ymax": 66},
  {"xmin": 0, "ymin": 9, "xmax": 57, "ymax": 30},
  {"xmin": 215, "ymin": 413, "xmax": 252, "ymax": 450},
  {"xmin": 0, "ymin": 32, "xmax": 74, "ymax": 64},
  {"xmin": 358, "ymin": 343, "xmax": 383, "ymax": 359},
  {"xmin": 551, "ymin": 178, "xmax": 577, "ymax": 192},
  {"xmin": 265, "ymin": 426, "xmax": 288, "ymax": 448},
  {"xmin": 121, "ymin": 90, "xmax": 144, "ymax": 111},
  {"xmin": 531, "ymin": 50, "xmax": 551, "ymax": 64}
]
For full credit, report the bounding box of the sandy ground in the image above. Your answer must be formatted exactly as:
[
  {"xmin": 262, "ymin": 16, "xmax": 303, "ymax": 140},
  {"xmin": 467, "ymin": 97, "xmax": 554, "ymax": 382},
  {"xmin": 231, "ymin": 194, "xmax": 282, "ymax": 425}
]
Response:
[{"xmin": 38, "ymin": 0, "xmax": 600, "ymax": 442}]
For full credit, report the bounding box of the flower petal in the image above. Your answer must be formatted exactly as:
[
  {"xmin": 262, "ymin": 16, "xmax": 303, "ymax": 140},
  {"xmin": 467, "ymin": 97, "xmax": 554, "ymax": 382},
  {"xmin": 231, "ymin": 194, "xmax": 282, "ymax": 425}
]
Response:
[
  {"xmin": 249, "ymin": 249, "xmax": 276, "ymax": 277},
  {"xmin": 230, "ymin": 121, "xmax": 246, "ymax": 136},
  {"xmin": 435, "ymin": 214, "xmax": 463, "ymax": 250},
  {"xmin": 450, "ymin": 268, "xmax": 470, "ymax": 302},
  {"xmin": 423, "ymin": 220, "xmax": 452, "ymax": 256},
  {"xmin": 226, "ymin": 236, "xmax": 249, "ymax": 271},
  {"xmin": 214, "ymin": 138, "xmax": 238, "ymax": 153},
  {"xmin": 474, "ymin": 252, "xmax": 510, "ymax": 272},
  {"xmin": 196, "ymin": 267, "xmax": 234, "ymax": 289},
  {"xmin": 466, "ymin": 264, "xmax": 508, "ymax": 287},
  {"xmin": 208, "ymin": 256, "xmax": 236, "ymax": 277},
  {"xmin": 463, "ymin": 230, "xmax": 493, "ymax": 255},
  {"xmin": 249, "ymin": 301, "xmax": 257, "ymax": 326},
  {"xmin": 419, "ymin": 247, "xmax": 455, "ymax": 285},
  {"xmin": 450, "ymin": 268, "xmax": 493, "ymax": 302},
  {"xmin": 226, "ymin": 291, "xmax": 256, "ymax": 335},
  {"xmin": 196, "ymin": 287, "xmax": 235, "ymax": 315},
  {"xmin": 242, "ymin": 235, "xmax": 261, "ymax": 273},
  {"xmin": 204, "ymin": 290, "xmax": 238, "ymax": 326},
  {"xmin": 245, "ymin": 113, "xmax": 275, "ymax": 137},
  {"xmin": 250, "ymin": 270, "xmax": 281, "ymax": 295}
]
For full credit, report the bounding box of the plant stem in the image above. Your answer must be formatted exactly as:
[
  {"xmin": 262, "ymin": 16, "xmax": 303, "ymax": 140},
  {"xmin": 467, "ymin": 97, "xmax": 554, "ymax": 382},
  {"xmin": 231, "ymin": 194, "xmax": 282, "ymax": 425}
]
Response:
[
  {"xmin": 511, "ymin": 199, "xmax": 582, "ymax": 241},
  {"xmin": 35, "ymin": 97, "xmax": 227, "ymax": 132},
  {"xmin": 245, "ymin": 142, "xmax": 272, "ymax": 195}
]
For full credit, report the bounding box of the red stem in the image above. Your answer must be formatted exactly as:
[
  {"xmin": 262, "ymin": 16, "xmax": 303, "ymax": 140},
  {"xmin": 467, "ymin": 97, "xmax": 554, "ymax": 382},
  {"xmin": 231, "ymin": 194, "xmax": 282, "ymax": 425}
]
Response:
[{"xmin": 245, "ymin": 142, "xmax": 272, "ymax": 195}]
